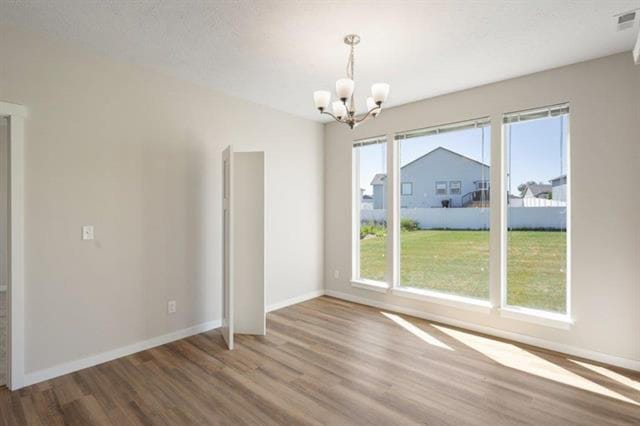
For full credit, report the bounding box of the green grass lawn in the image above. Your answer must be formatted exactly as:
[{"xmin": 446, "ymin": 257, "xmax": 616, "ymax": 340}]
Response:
[{"xmin": 360, "ymin": 230, "xmax": 566, "ymax": 313}]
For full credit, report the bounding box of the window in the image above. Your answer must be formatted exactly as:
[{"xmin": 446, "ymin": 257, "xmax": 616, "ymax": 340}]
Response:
[
  {"xmin": 396, "ymin": 118, "xmax": 490, "ymax": 299},
  {"xmin": 353, "ymin": 137, "xmax": 387, "ymax": 283},
  {"xmin": 476, "ymin": 181, "xmax": 489, "ymax": 190},
  {"xmin": 435, "ymin": 181, "xmax": 447, "ymax": 195},
  {"xmin": 401, "ymin": 182, "xmax": 413, "ymax": 195},
  {"xmin": 504, "ymin": 104, "xmax": 569, "ymax": 314},
  {"xmin": 449, "ymin": 180, "xmax": 461, "ymax": 195}
]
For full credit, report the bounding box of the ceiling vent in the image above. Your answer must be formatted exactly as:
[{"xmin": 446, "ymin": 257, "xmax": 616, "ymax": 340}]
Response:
[{"xmin": 617, "ymin": 11, "xmax": 636, "ymax": 31}]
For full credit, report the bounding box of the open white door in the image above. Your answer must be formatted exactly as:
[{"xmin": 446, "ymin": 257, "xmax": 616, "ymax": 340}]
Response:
[{"xmin": 221, "ymin": 146, "xmax": 234, "ymax": 350}]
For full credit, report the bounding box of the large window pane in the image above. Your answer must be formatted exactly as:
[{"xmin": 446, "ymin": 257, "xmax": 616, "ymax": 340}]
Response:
[
  {"xmin": 354, "ymin": 140, "xmax": 387, "ymax": 282},
  {"xmin": 505, "ymin": 109, "xmax": 568, "ymax": 314},
  {"xmin": 397, "ymin": 121, "xmax": 490, "ymax": 299}
]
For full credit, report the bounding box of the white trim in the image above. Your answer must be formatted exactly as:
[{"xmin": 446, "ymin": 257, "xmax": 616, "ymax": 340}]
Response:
[
  {"xmin": 351, "ymin": 279, "xmax": 389, "ymax": 293},
  {"xmin": 0, "ymin": 102, "xmax": 26, "ymax": 390},
  {"xmin": 388, "ymin": 134, "xmax": 399, "ymax": 288},
  {"xmin": 23, "ymin": 320, "xmax": 221, "ymax": 388},
  {"xmin": 500, "ymin": 306, "xmax": 573, "ymax": 330},
  {"xmin": 391, "ymin": 287, "xmax": 492, "ymax": 314},
  {"xmin": 324, "ymin": 290, "xmax": 640, "ymax": 372},
  {"xmin": 0, "ymin": 102, "xmax": 27, "ymax": 118},
  {"xmin": 266, "ymin": 290, "xmax": 325, "ymax": 312}
]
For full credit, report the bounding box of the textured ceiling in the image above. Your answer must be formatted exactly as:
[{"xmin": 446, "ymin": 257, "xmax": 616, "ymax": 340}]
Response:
[{"xmin": 1, "ymin": 0, "xmax": 638, "ymax": 121}]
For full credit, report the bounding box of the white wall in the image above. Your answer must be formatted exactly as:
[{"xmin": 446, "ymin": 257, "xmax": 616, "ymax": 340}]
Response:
[
  {"xmin": 325, "ymin": 53, "xmax": 640, "ymax": 366},
  {"xmin": 0, "ymin": 26, "xmax": 324, "ymax": 375}
]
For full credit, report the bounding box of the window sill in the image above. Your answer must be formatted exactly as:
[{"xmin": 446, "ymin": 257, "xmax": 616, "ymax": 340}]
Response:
[
  {"xmin": 350, "ymin": 279, "xmax": 390, "ymax": 293},
  {"xmin": 391, "ymin": 287, "xmax": 492, "ymax": 314},
  {"xmin": 500, "ymin": 306, "xmax": 573, "ymax": 330}
]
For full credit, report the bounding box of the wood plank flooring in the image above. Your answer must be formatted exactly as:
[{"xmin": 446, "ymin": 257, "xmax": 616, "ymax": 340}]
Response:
[{"xmin": 1, "ymin": 296, "xmax": 639, "ymax": 425}]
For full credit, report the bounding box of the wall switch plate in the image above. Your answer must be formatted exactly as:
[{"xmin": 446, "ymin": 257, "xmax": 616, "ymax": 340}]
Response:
[
  {"xmin": 82, "ymin": 225, "xmax": 94, "ymax": 240},
  {"xmin": 167, "ymin": 300, "xmax": 177, "ymax": 314},
  {"xmin": 334, "ymin": 270, "xmax": 340, "ymax": 279}
]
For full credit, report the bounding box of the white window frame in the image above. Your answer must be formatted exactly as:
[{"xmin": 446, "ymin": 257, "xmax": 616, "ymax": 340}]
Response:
[
  {"xmin": 435, "ymin": 181, "xmax": 448, "ymax": 195},
  {"xmin": 392, "ymin": 117, "xmax": 492, "ymax": 312},
  {"xmin": 449, "ymin": 180, "xmax": 462, "ymax": 195},
  {"xmin": 500, "ymin": 103, "xmax": 572, "ymax": 327},
  {"xmin": 351, "ymin": 136, "xmax": 391, "ymax": 291},
  {"xmin": 348, "ymin": 109, "xmax": 573, "ymax": 328},
  {"xmin": 400, "ymin": 182, "xmax": 413, "ymax": 196}
]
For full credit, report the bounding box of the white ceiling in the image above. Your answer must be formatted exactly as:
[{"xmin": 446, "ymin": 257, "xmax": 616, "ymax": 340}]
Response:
[{"xmin": 1, "ymin": 0, "xmax": 638, "ymax": 121}]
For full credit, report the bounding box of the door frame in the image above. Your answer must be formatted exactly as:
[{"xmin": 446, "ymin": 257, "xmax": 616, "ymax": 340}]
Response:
[
  {"xmin": 0, "ymin": 101, "xmax": 26, "ymax": 390},
  {"xmin": 221, "ymin": 145, "xmax": 234, "ymax": 350}
]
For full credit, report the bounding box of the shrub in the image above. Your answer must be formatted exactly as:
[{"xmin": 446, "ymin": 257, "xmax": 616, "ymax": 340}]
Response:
[
  {"xmin": 400, "ymin": 218, "xmax": 419, "ymax": 231},
  {"xmin": 360, "ymin": 220, "xmax": 386, "ymax": 239}
]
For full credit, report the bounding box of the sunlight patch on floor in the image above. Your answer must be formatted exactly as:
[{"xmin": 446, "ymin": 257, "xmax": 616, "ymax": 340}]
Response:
[
  {"xmin": 569, "ymin": 359, "xmax": 640, "ymax": 393},
  {"xmin": 381, "ymin": 312, "xmax": 453, "ymax": 351},
  {"xmin": 431, "ymin": 324, "xmax": 638, "ymax": 405}
]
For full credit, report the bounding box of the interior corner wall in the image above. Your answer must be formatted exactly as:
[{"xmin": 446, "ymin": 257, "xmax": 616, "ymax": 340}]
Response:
[
  {"xmin": 0, "ymin": 25, "xmax": 324, "ymax": 375},
  {"xmin": 324, "ymin": 52, "xmax": 640, "ymax": 366}
]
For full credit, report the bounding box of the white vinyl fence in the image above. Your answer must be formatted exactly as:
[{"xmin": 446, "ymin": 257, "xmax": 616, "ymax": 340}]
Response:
[{"xmin": 361, "ymin": 207, "xmax": 566, "ymax": 230}]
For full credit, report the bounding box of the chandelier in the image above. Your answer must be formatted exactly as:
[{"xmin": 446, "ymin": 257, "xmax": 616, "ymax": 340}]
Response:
[{"xmin": 313, "ymin": 34, "xmax": 390, "ymax": 129}]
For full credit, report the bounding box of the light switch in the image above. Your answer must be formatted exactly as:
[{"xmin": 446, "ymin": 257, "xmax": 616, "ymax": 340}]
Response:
[{"xmin": 82, "ymin": 225, "xmax": 94, "ymax": 240}]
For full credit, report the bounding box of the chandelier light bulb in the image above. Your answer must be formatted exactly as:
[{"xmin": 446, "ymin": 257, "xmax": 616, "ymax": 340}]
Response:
[
  {"xmin": 335, "ymin": 78, "xmax": 355, "ymax": 101},
  {"xmin": 332, "ymin": 101, "xmax": 347, "ymax": 118},
  {"xmin": 313, "ymin": 91, "xmax": 331, "ymax": 110},
  {"xmin": 371, "ymin": 83, "xmax": 390, "ymax": 104}
]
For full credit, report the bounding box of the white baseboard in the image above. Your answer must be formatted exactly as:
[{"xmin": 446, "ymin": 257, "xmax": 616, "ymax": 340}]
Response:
[
  {"xmin": 23, "ymin": 320, "xmax": 221, "ymax": 388},
  {"xmin": 325, "ymin": 289, "xmax": 640, "ymax": 372},
  {"xmin": 266, "ymin": 289, "xmax": 325, "ymax": 313}
]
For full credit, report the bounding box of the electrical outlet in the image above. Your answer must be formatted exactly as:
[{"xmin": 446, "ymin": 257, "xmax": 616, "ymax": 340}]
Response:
[
  {"xmin": 82, "ymin": 225, "xmax": 94, "ymax": 240},
  {"xmin": 167, "ymin": 300, "xmax": 177, "ymax": 314},
  {"xmin": 334, "ymin": 270, "xmax": 340, "ymax": 279}
]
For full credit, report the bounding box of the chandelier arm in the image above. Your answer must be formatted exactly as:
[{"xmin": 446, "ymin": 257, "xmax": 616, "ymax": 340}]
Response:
[
  {"xmin": 320, "ymin": 110, "xmax": 345, "ymax": 123},
  {"xmin": 354, "ymin": 105, "xmax": 382, "ymax": 124}
]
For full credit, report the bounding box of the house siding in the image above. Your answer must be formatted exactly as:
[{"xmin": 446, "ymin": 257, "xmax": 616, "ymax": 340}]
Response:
[{"xmin": 372, "ymin": 148, "xmax": 490, "ymax": 209}]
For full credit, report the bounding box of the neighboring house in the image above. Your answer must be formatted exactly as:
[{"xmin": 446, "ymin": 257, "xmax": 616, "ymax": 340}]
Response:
[
  {"xmin": 520, "ymin": 179, "xmax": 566, "ymax": 207},
  {"xmin": 371, "ymin": 147, "xmax": 490, "ymax": 209},
  {"xmin": 550, "ymin": 175, "xmax": 567, "ymax": 202},
  {"xmin": 361, "ymin": 193, "xmax": 373, "ymax": 210},
  {"xmin": 523, "ymin": 183, "xmax": 552, "ymax": 199},
  {"xmin": 371, "ymin": 173, "xmax": 387, "ymax": 209}
]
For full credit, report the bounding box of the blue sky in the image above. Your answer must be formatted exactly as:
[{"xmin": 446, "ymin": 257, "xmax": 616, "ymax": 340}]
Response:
[{"xmin": 358, "ymin": 116, "xmax": 568, "ymax": 196}]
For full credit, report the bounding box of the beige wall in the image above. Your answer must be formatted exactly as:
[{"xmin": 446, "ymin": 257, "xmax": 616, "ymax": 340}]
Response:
[
  {"xmin": 0, "ymin": 26, "xmax": 324, "ymax": 374},
  {"xmin": 325, "ymin": 53, "xmax": 640, "ymax": 364}
]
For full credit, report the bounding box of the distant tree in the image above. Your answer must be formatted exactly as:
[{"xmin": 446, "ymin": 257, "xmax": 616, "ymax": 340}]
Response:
[{"xmin": 517, "ymin": 181, "xmax": 537, "ymax": 196}]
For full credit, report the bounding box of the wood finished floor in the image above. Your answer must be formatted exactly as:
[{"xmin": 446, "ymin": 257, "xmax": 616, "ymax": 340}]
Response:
[{"xmin": 1, "ymin": 296, "xmax": 639, "ymax": 425}]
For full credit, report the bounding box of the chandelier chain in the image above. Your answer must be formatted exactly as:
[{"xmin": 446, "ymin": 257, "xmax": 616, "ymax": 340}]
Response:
[{"xmin": 347, "ymin": 42, "xmax": 355, "ymax": 112}]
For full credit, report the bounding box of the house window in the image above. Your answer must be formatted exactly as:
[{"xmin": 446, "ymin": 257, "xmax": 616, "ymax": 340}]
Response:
[
  {"xmin": 476, "ymin": 181, "xmax": 489, "ymax": 190},
  {"xmin": 396, "ymin": 118, "xmax": 491, "ymax": 300},
  {"xmin": 449, "ymin": 181, "xmax": 461, "ymax": 195},
  {"xmin": 504, "ymin": 103, "xmax": 569, "ymax": 315},
  {"xmin": 401, "ymin": 182, "xmax": 413, "ymax": 195},
  {"xmin": 353, "ymin": 137, "xmax": 387, "ymax": 284},
  {"xmin": 435, "ymin": 181, "xmax": 447, "ymax": 195}
]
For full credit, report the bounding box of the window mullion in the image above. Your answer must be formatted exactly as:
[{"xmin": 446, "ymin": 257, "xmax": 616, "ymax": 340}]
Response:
[{"xmin": 387, "ymin": 134, "xmax": 399, "ymax": 288}]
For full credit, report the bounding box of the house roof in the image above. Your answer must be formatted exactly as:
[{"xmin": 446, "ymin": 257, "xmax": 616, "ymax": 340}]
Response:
[
  {"xmin": 401, "ymin": 146, "xmax": 490, "ymax": 170},
  {"xmin": 369, "ymin": 147, "xmax": 489, "ymax": 186},
  {"xmin": 370, "ymin": 173, "xmax": 387, "ymax": 186},
  {"xmin": 527, "ymin": 183, "xmax": 552, "ymax": 196},
  {"xmin": 549, "ymin": 174, "xmax": 567, "ymax": 185}
]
